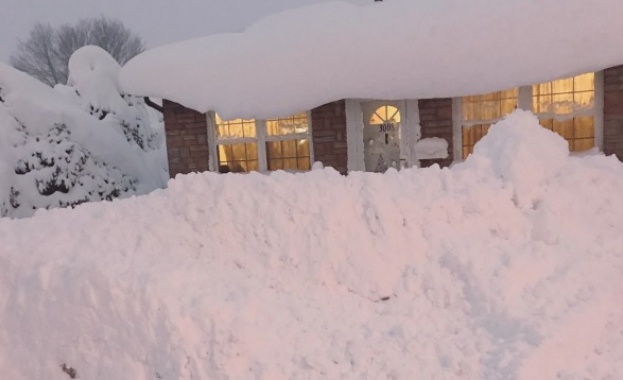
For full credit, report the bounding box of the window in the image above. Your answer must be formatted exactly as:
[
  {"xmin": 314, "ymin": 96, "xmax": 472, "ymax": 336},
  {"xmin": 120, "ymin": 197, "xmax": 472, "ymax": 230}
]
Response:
[
  {"xmin": 532, "ymin": 72, "xmax": 596, "ymax": 152},
  {"xmin": 456, "ymin": 72, "xmax": 601, "ymax": 159},
  {"xmin": 369, "ymin": 105, "xmax": 401, "ymax": 125},
  {"xmin": 214, "ymin": 117, "xmax": 259, "ymax": 172},
  {"xmin": 209, "ymin": 112, "xmax": 313, "ymax": 173},
  {"xmin": 461, "ymin": 89, "xmax": 518, "ymax": 158}
]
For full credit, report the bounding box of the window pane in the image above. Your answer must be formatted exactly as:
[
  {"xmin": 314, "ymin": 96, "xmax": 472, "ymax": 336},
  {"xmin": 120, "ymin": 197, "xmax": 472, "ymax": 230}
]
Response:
[
  {"xmin": 462, "ymin": 124, "xmax": 489, "ymax": 159},
  {"xmin": 553, "ymin": 119, "xmax": 574, "ymax": 140},
  {"xmin": 532, "ymin": 72, "xmax": 595, "ymax": 117},
  {"xmin": 501, "ymin": 88, "xmax": 519, "ymax": 99},
  {"xmin": 552, "ymin": 77, "xmax": 574, "ymax": 94},
  {"xmin": 266, "ymin": 138, "xmax": 311, "ymax": 171},
  {"xmin": 574, "ymin": 91, "xmax": 594, "ymax": 109},
  {"xmin": 297, "ymin": 158, "xmax": 311, "ymax": 171},
  {"xmin": 462, "ymin": 89, "xmax": 517, "ymax": 122},
  {"xmin": 266, "ymin": 112, "xmax": 309, "ymax": 136},
  {"xmin": 268, "ymin": 159, "xmax": 283, "ymax": 171},
  {"xmin": 574, "ymin": 117, "xmax": 594, "ymax": 139},
  {"xmin": 282, "ymin": 140, "xmax": 297, "ymax": 158},
  {"xmin": 539, "ymin": 119, "xmax": 554, "ymax": 131},
  {"xmin": 283, "ymin": 158, "xmax": 298, "ymax": 170},
  {"xmin": 297, "ymin": 139, "xmax": 310, "ymax": 157},
  {"xmin": 217, "ymin": 142, "xmax": 258, "ymax": 173},
  {"xmin": 266, "ymin": 141, "xmax": 281, "ymax": 157},
  {"xmin": 266, "ymin": 120, "xmax": 280, "ymax": 136},
  {"xmin": 533, "ymin": 94, "xmax": 552, "ymax": 114},
  {"xmin": 481, "ymin": 100, "xmax": 500, "ymax": 120},
  {"xmin": 573, "ymin": 138, "xmax": 595, "ymax": 152},
  {"xmin": 369, "ymin": 106, "xmax": 400, "ymax": 125},
  {"xmin": 552, "ymin": 93, "xmax": 574, "ymax": 115},
  {"xmin": 574, "ymin": 73, "xmax": 595, "ymax": 92},
  {"xmin": 501, "ymin": 99, "xmax": 517, "ymax": 115},
  {"xmin": 215, "ymin": 115, "xmax": 257, "ymax": 139},
  {"xmin": 540, "ymin": 117, "xmax": 595, "ymax": 152}
]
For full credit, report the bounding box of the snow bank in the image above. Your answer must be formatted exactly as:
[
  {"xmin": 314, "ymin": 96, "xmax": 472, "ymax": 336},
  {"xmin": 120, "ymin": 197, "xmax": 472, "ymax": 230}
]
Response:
[
  {"xmin": 121, "ymin": 0, "xmax": 623, "ymax": 119},
  {"xmin": 0, "ymin": 47, "xmax": 167, "ymax": 218},
  {"xmin": 1, "ymin": 110, "xmax": 622, "ymax": 379}
]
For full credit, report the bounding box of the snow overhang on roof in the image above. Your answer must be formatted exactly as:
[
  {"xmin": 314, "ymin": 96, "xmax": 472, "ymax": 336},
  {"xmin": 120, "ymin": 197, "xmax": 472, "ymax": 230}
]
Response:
[{"xmin": 120, "ymin": 0, "xmax": 623, "ymax": 120}]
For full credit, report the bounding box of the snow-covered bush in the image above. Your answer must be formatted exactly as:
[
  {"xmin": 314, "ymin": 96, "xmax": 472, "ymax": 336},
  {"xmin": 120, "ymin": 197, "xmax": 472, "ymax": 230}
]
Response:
[{"xmin": 0, "ymin": 46, "xmax": 167, "ymax": 219}]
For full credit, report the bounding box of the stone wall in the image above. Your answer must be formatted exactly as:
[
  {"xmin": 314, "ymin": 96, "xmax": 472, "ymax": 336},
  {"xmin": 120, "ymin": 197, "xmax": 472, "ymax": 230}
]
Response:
[
  {"xmin": 311, "ymin": 100, "xmax": 348, "ymax": 174},
  {"xmin": 162, "ymin": 100, "xmax": 209, "ymax": 177},
  {"xmin": 604, "ymin": 65, "xmax": 623, "ymax": 160},
  {"xmin": 418, "ymin": 98, "xmax": 454, "ymax": 168}
]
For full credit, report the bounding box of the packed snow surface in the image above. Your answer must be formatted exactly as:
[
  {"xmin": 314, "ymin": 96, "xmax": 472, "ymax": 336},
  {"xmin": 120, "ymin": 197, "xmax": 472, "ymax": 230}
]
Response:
[
  {"xmin": 1, "ymin": 111, "xmax": 622, "ymax": 379},
  {"xmin": 121, "ymin": 0, "xmax": 623, "ymax": 119}
]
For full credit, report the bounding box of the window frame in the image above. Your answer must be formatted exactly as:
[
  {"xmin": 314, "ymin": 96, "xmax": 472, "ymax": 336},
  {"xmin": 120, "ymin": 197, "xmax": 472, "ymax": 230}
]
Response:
[
  {"xmin": 452, "ymin": 71, "xmax": 604, "ymax": 161},
  {"xmin": 206, "ymin": 111, "xmax": 314, "ymax": 173}
]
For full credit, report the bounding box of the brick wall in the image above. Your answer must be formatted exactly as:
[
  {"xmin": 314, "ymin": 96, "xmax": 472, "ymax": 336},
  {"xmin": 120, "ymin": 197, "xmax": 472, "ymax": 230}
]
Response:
[
  {"xmin": 418, "ymin": 98, "xmax": 454, "ymax": 168},
  {"xmin": 604, "ymin": 65, "xmax": 623, "ymax": 160},
  {"xmin": 162, "ymin": 100, "xmax": 209, "ymax": 178},
  {"xmin": 311, "ymin": 100, "xmax": 348, "ymax": 174}
]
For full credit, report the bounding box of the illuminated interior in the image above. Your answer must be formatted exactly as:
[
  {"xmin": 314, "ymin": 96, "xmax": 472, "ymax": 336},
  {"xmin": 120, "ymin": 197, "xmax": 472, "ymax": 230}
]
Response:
[
  {"xmin": 266, "ymin": 112, "xmax": 311, "ymax": 171},
  {"xmin": 532, "ymin": 72, "xmax": 595, "ymax": 151},
  {"xmin": 217, "ymin": 143, "xmax": 259, "ymax": 173},
  {"xmin": 462, "ymin": 89, "xmax": 518, "ymax": 158},
  {"xmin": 266, "ymin": 112, "xmax": 309, "ymax": 136},
  {"xmin": 461, "ymin": 72, "xmax": 596, "ymax": 159},
  {"xmin": 266, "ymin": 139, "xmax": 311, "ymax": 171},
  {"xmin": 369, "ymin": 105, "xmax": 401, "ymax": 125},
  {"xmin": 215, "ymin": 115, "xmax": 257, "ymax": 139},
  {"xmin": 215, "ymin": 112, "xmax": 311, "ymax": 173}
]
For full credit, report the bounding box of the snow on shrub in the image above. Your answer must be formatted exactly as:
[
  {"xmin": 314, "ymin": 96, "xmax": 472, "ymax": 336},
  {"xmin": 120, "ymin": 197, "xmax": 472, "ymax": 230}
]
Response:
[
  {"xmin": 65, "ymin": 46, "xmax": 162, "ymax": 151},
  {"xmin": 0, "ymin": 47, "xmax": 166, "ymax": 219}
]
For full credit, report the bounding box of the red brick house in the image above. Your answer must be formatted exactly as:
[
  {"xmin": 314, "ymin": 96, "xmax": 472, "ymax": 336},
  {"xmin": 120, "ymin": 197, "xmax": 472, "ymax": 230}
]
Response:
[{"xmin": 161, "ymin": 67, "xmax": 623, "ymax": 178}]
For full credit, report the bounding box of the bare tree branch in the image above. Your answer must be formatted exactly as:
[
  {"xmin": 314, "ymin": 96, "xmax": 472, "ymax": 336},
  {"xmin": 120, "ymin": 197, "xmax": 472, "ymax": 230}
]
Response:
[{"xmin": 10, "ymin": 17, "xmax": 145, "ymax": 86}]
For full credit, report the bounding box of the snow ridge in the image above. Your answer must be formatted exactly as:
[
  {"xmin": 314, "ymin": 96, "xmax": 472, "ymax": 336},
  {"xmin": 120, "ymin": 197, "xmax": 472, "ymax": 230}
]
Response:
[{"xmin": 0, "ymin": 111, "xmax": 622, "ymax": 379}]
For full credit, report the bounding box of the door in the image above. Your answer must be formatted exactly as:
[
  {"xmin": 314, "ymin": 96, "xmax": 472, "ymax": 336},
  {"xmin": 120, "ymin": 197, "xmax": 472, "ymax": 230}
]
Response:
[{"xmin": 362, "ymin": 102, "xmax": 402, "ymax": 172}]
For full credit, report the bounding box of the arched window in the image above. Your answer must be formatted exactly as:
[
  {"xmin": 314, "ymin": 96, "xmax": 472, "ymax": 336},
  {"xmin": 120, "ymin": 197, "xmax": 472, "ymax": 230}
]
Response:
[{"xmin": 369, "ymin": 105, "xmax": 400, "ymax": 125}]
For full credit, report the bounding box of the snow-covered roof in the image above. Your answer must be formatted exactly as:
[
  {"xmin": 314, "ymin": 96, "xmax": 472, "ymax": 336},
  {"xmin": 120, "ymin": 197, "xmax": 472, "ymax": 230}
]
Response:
[{"xmin": 120, "ymin": 0, "xmax": 623, "ymax": 119}]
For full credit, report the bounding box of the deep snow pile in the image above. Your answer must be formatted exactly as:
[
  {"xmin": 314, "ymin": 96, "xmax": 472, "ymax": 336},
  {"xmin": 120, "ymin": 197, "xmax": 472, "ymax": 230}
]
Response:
[
  {"xmin": 1, "ymin": 111, "xmax": 622, "ymax": 379},
  {"xmin": 0, "ymin": 46, "xmax": 167, "ymax": 218},
  {"xmin": 120, "ymin": 0, "xmax": 623, "ymax": 119}
]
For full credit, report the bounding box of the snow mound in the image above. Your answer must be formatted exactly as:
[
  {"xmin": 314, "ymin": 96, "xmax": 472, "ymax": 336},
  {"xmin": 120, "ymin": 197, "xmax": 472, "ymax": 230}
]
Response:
[
  {"xmin": 466, "ymin": 110, "xmax": 569, "ymax": 208},
  {"xmin": 121, "ymin": 0, "xmax": 623, "ymax": 119},
  {"xmin": 1, "ymin": 112, "xmax": 622, "ymax": 379}
]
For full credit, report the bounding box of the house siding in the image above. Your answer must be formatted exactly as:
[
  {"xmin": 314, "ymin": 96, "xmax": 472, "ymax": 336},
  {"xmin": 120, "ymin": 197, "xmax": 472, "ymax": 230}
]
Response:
[
  {"xmin": 311, "ymin": 100, "xmax": 348, "ymax": 174},
  {"xmin": 418, "ymin": 98, "xmax": 454, "ymax": 168},
  {"xmin": 604, "ymin": 65, "xmax": 623, "ymax": 160},
  {"xmin": 163, "ymin": 100, "xmax": 209, "ymax": 177}
]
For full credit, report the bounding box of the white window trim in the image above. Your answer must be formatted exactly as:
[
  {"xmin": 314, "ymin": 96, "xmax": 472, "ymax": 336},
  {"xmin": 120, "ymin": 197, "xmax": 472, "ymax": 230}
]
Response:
[
  {"xmin": 452, "ymin": 71, "xmax": 604, "ymax": 162},
  {"xmin": 206, "ymin": 111, "xmax": 314, "ymax": 173}
]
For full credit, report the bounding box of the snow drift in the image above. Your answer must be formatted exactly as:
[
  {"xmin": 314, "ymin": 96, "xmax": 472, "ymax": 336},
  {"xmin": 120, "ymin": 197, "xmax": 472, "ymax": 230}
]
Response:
[
  {"xmin": 0, "ymin": 110, "xmax": 622, "ymax": 379},
  {"xmin": 121, "ymin": 0, "xmax": 623, "ymax": 119},
  {"xmin": 0, "ymin": 46, "xmax": 167, "ymax": 218}
]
